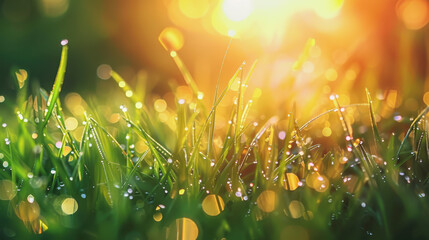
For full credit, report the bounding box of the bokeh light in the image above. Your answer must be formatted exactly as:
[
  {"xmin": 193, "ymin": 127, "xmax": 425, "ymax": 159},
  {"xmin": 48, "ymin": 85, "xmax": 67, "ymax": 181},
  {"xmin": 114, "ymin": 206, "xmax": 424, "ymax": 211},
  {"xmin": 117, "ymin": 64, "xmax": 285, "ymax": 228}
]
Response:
[
  {"xmin": 159, "ymin": 27, "xmax": 185, "ymax": 52},
  {"xmin": 40, "ymin": 0, "xmax": 69, "ymax": 18},
  {"xmin": 154, "ymin": 99, "xmax": 168, "ymax": 112},
  {"xmin": 284, "ymin": 173, "xmax": 299, "ymax": 191},
  {"xmin": 396, "ymin": 0, "xmax": 429, "ymax": 30},
  {"xmin": 288, "ymin": 200, "xmax": 305, "ymax": 219},
  {"xmin": 65, "ymin": 117, "xmax": 78, "ymax": 131},
  {"xmin": 167, "ymin": 218, "xmax": 199, "ymax": 240},
  {"xmin": 17, "ymin": 201, "xmax": 40, "ymax": 222},
  {"xmin": 61, "ymin": 197, "xmax": 78, "ymax": 215},
  {"xmin": 202, "ymin": 194, "xmax": 225, "ymax": 216},
  {"xmin": 256, "ymin": 190, "xmax": 277, "ymax": 213},
  {"xmin": 153, "ymin": 212, "xmax": 163, "ymax": 222}
]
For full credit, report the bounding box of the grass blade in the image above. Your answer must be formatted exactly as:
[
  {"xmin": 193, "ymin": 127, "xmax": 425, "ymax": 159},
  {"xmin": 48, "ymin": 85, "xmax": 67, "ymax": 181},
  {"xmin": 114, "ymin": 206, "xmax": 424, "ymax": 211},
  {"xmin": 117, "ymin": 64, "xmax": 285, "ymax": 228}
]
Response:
[{"xmin": 41, "ymin": 40, "xmax": 68, "ymax": 130}]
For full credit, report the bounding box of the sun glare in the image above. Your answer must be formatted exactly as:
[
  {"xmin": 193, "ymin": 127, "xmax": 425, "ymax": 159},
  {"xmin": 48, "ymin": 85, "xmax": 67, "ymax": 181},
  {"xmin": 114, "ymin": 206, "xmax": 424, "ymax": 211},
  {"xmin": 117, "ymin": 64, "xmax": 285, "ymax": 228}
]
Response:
[{"xmin": 222, "ymin": 0, "xmax": 254, "ymax": 22}]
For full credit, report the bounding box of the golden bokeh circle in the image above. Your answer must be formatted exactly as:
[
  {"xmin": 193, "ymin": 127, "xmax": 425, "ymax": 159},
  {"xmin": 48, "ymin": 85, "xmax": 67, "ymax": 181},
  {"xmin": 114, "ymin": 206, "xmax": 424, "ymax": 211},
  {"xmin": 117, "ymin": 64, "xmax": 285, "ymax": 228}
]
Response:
[
  {"xmin": 288, "ymin": 200, "xmax": 305, "ymax": 219},
  {"xmin": 202, "ymin": 194, "xmax": 225, "ymax": 216},
  {"xmin": 167, "ymin": 218, "xmax": 199, "ymax": 240},
  {"xmin": 256, "ymin": 190, "xmax": 277, "ymax": 213},
  {"xmin": 284, "ymin": 173, "xmax": 300, "ymax": 191},
  {"xmin": 61, "ymin": 197, "xmax": 78, "ymax": 215}
]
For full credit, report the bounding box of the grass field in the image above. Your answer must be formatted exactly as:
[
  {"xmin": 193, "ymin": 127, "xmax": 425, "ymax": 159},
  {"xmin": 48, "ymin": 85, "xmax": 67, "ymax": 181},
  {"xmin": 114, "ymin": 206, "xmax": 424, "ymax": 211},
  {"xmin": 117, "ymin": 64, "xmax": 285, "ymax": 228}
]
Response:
[{"xmin": 0, "ymin": 38, "xmax": 429, "ymax": 240}]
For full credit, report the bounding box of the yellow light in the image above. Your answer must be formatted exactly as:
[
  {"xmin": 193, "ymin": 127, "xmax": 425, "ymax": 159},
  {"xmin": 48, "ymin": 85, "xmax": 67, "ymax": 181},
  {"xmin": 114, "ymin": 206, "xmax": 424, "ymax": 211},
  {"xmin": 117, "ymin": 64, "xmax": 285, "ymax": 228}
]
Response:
[
  {"xmin": 61, "ymin": 197, "xmax": 78, "ymax": 215},
  {"xmin": 322, "ymin": 127, "xmax": 332, "ymax": 137},
  {"xmin": 167, "ymin": 218, "xmax": 199, "ymax": 240},
  {"xmin": 256, "ymin": 190, "xmax": 277, "ymax": 213},
  {"xmin": 159, "ymin": 27, "xmax": 184, "ymax": 52},
  {"xmin": 118, "ymin": 81, "xmax": 126, "ymax": 88},
  {"xmin": 154, "ymin": 99, "xmax": 168, "ymax": 112},
  {"xmin": 223, "ymin": 0, "xmax": 254, "ymax": 22},
  {"xmin": 17, "ymin": 201, "xmax": 40, "ymax": 222},
  {"xmin": 197, "ymin": 91, "xmax": 204, "ymax": 100},
  {"xmin": 135, "ymin": 102, "xmax": 143, "ymax": 109},
  {"xmin": 324, "ymin": 68, "xmax": 338, "ymax": 81},
  {"xmin": 15, "ymin": 69, "xmax": 28, "ymax": 89},
  {"xmin": 153, "ymin": 212, "xmax": 163, "ymax": 222},
  {"xmin": 179, "ymin": 188, "xmax": 185, "ymax": 195},
  {"xmin": 125, "ymin": 90, "xmax": 133, "ymax": 98},
  {"xmin": 179, "ymin": 0, "xmax": 209, "ymax": 19},
  {"xmin": 159, "ymin": 112, "xmax": 170, "ymax": 122},
  {"xmin": 288, "ymin": 200, "xmax": 305, "ymax": 219},
  {"xmin": 202, "ymin": 194, "xmax": 225, "ymax": 216},
  {"xmin": 312, "ymin": 175, "xmax": 330, "ymax": 192},
  {"xmin": 65, "ymin": 117, "xmax": 78, "ymax": 131},
  {"xmin": 32, "ymin": 133, "xmax": 38, "ymax": 139},
  {"xmin": 312, "ymin": 0, "xmax": 344, "ymax": 19},
  {"xmin": 284, "ymin": 173, "xmax": 299, "ymax": 191}
]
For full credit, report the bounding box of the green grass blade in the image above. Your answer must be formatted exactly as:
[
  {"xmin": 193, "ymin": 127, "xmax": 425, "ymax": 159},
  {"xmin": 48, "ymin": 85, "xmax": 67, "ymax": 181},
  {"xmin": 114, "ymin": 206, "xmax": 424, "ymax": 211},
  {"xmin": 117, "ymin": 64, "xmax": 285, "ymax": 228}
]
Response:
[
  {"xmin": 41, "ymin": 40, "xmax": 68, "ymax": 130},
  {"xmin": 366, "ymin": 89, "xmax": 383, "ymax": 150},
  {"xmin": 396, "ymin": 106, "xmax": 429, "ymax": 166}
]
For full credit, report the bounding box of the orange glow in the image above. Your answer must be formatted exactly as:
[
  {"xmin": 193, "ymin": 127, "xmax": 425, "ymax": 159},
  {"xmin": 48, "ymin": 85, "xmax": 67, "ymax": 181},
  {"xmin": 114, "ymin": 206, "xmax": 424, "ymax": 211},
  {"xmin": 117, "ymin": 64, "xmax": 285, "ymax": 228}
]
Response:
[
  {"xmin": 159, "ymin": 27, "xmax": 185, "ymax": 52},
  {"xmin": 423, "ymin": 92, "xmax": 429, "ymax": 105},
  {"xmin": 397, "ymin": 0, "xmax": 429, "ymax": 30},
  {"xmin": 179, "ymin": 0, "xmax": 210, "ymax": 19}
]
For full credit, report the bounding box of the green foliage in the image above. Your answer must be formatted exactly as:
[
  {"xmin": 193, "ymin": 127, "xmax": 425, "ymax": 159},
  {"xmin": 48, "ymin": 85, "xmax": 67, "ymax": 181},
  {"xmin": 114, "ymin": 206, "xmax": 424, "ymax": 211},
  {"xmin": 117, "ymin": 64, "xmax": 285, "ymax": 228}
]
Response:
[{"xmin": 0, "ymin": 43, "xmax": 428, "ymax": 240}]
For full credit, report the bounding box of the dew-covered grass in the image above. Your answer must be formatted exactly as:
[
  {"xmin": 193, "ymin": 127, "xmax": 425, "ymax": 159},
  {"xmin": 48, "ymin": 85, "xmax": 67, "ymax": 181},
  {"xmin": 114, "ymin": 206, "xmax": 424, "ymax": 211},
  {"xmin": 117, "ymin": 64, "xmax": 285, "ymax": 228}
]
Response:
[{"xmin": 0, "ymin": 40, "xmax": 429, "ymax": 240}]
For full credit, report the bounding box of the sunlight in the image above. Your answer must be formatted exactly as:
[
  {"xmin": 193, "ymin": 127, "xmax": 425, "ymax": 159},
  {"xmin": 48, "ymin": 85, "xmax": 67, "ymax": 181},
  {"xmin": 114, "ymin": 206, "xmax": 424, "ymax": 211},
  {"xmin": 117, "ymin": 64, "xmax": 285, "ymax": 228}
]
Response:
[{"xmin": 222, "ymin": 0, "xmax": 254, "ymax": 22}]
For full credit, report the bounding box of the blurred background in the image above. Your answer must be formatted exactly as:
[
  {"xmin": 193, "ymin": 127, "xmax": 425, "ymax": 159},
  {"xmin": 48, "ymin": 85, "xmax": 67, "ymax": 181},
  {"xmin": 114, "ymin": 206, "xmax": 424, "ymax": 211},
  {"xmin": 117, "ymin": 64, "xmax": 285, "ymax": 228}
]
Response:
[{"xmin": 0, "ymin": 0, "xmax": 429, "ymax": 119}]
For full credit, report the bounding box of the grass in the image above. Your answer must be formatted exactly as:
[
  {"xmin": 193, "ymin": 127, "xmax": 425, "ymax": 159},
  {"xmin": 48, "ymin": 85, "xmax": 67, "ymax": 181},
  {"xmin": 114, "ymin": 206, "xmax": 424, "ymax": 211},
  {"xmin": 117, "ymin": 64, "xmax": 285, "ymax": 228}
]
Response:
[{"xmin": 0, "ymin": 40, "xmax": 429, "ymax": 240}]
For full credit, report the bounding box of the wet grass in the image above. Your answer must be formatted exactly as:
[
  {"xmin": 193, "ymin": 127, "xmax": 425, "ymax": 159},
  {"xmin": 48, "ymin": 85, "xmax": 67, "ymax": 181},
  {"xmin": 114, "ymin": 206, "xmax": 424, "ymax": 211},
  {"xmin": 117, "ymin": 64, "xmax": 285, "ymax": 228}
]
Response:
[{"xmin": 0, "ymin": 41, "xmax": 428, "ymax": 240}]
